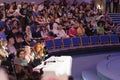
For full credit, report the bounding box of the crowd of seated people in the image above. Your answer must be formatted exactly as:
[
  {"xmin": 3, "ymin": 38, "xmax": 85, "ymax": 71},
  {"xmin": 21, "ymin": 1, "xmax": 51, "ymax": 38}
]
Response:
[{"xmin": 0, "ymin": 0, "xmax": 120, "ymax": 80}]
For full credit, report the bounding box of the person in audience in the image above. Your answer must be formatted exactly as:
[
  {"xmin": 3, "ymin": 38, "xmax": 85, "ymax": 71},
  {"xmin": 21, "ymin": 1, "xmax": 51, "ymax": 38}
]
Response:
[
  {"xmin": 17, "ymin": 26, "xmax": 24, "ymax": 36},
  {"xmin": 14, "ymin": 49, "xmax": 33, "ymax": 80},
  {"xmin": 4, "ymin": 19, "xmax": 11, "ymax": 35},
  {"xmin": 23, "ymin": 34, "xmax": 32, "ymax": 46},
  {"xmin": 24, "ymin": 45, "xmax": 34, "ymax": 63},
  {"xmin": 85, "ymin": 22, "xmax": 95, "ymax": 36},
  {"xmin": 45, "ymin": 32, "xmax": 55, "ymax": 40},
  {"xmin": 97, "ymin": 22, "xmax": 104, "ymax": 35},
  {"xmin": 104, "ymin": 22, "xmax": 112, "ymax": 34},
  {"xmin": 19, "ymin": 2, "xmax": 29, "ymax": 31},
  {"xmin": 107, "ymin": 17, "xmax": 114, "ymax": 26},
  {"xmin": 63, "ymin": 21, "xmax": 71, "ymax": 33},
  {"xmin": 10, "ymin": 27, "xmax": 18, "ymax": 39},
  {"xmin": 32, "ymin": 25, "xmax": 42, "ymax": 38},
  {"xmin": 112, "ymin": 23, "xmax": 120, "ymax": 34},
  {"xmin": 7, "ymin": 35, "xmax": 17, "ymax": 55},
  {"xmin": 55, "ymin": 24, "xmax": 69, "ymax": 38},
  {"xmin": 85, "ymin": 12, "xmax": 93, "ymax": 23},
  {"xmin": 41, "ymin": 27, "xmax": 49, "ymax": 39},
  {"xmin": 78, "ymin": 12, "xmax": 85, "ymax": 24},
  {"xmin": 33, "ymin": 42, "xmax": 45, "ymax": 59},
  {"xmin": 68, "ymin": 24, "xmax": 77, "ymax": 37},
  {"xmin": 79, "ymin": 5, "xmax": 85, "ymax": 13},
  {"xmin": 35, "ymin": 15, "xmax": 45, "ymax": 25},
  {"xmin": 99, "ymin": 17, "xmax": 105, "ymax": 26},
  {"xmin": 85, "ymin": 4, "xmax": 91, "ymax": 12},
  {"xmin": 7, "ymin": 3, "xmax": 16, "ymax": 17},
  {"xmin": 14, "ymin": 49, "xmax": 27, "ymax": 73},
  {"xmin": 14, "ymin": 34, "xmax": 24, "ymax": 49},
  {"xmin": 25, "ymin": 25, "xmax": 33, "ymax": 40},
  {"xmin": 91, "ymin": 20, "xmax": 98, "ymax": 35},
  {"xmin": 104, "ymin": 12, "xmax": 111, "ymax": 22},
  {"xmin": 52, "ymin": 20, "xmax": 60, "ymax": 35},
  {"xmin": 11, "ymin": 19, "xmax": 20, "ymax": 28},
  {"xmin": 77, "ymin": 23, "xmax": 85, "ymax": 36},
  {"xmin": 0, "ymin": 40, "xmax": 8, "ymax": 65},
  {"xmin": 74, "ymin": 19, "xmax": 80, "ymax": 29}
]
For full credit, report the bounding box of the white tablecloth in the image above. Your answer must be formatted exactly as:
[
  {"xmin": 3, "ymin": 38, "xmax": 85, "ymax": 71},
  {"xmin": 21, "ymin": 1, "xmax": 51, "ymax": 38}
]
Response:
[{"xmin": 33, "ymin": 56, "xmax": 72, "ymax": 76}]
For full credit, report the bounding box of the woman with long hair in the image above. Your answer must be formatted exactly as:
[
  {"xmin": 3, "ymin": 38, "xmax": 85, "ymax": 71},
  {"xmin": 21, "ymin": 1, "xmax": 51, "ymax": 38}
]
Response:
[{"xmin": 33, "ymin": 42, "xmax": 45, "ymax": 59}]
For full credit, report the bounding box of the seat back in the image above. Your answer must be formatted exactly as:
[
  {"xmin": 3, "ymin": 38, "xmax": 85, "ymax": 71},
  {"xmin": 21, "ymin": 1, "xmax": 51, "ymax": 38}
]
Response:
[
  {"xmin": 109, "ymin": 34, "xmax": 119, "ymax": 44},
  {"xmin": 62, "ymin": 38, "xmax": 72, "ymax": 48},
  {"xmin": 30, "ymin": 41, "xmax": 36, "ymax": 47},
  {"xmin": 100, "ymin": 35, "xmax": 109, "ymax": 44},
  {"xmin": 71, "ymin": 37, "xmax": 81, "ymax": 47},
  {"xmin": 54, "ymin": 39, "xmax": 63, "ymax": 49},
  {"xmin": 90, "ymin": 36, "xmax": 99, "ymax": 45},
  {"xmin": 81, "ymin": 36, "xmax": 90, "ymax": 46},
  {"xmin": 45, "ymin": 40, "xmax": 54, "ymax": 50}
]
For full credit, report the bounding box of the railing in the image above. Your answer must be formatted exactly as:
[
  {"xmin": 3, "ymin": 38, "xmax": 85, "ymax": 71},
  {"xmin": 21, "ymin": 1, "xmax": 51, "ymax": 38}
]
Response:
[{"xmin": 45, "ymin": 34, "xmax": 120, "ymax": 53}]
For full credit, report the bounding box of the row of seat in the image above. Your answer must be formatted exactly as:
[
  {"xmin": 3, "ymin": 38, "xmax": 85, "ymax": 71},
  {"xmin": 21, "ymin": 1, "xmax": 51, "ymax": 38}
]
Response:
[{"xmin": 45, "ymin": 34, "xmax": 120, "ymax": 53}]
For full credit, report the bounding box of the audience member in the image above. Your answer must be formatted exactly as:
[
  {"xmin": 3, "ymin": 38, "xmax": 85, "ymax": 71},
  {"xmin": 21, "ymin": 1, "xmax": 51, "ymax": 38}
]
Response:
[
  {"xmin": 32, "ymin": 25, "xmax": 42, "ymax": 38},
  {"xmin": 55, "ymin": 25, "xmax": 69, "ymax": 38},
  {"xmin": 24, "ymin": 45, "xmax": 34, "ymax": 63},
  {"xmin": 25, "ymin": 25, "xmax": 33, "ymax": 40},
  {"xmin": 77, "ymin": 23, "xmax": 85, "ymax": 36},
  {"xmin": 41, "ymin": 27, "xmax": 49, "ymax": 39},
  {"xmin": 14, "ymin": 34, "xmax": 24, "ymax": 49},
  {"xmin": 97, "ymin": 22, "xmax": 104, "ymax": 35},
  {"xmin": 68, "ymin": 24, "xmax": 77, "ymax": 37},
  {"xmin": 85, "ymin": 23, "xmax": 94, "ymax": 36},
  {"xmin": 7, "ymin": 35, "xmax": 17, "ymax": 55}
]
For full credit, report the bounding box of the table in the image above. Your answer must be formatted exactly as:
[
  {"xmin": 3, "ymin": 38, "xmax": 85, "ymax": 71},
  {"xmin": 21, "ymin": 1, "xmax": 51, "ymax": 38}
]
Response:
[{"xmin": 33, "ymin": 56, "xmax": 72, "ymax": 76}]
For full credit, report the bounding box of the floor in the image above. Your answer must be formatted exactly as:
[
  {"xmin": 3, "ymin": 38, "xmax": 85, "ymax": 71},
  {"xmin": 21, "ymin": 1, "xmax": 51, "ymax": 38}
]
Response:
[{"xmin": 71, "ymin": 52, "xmax": 120, "ymax": 80}]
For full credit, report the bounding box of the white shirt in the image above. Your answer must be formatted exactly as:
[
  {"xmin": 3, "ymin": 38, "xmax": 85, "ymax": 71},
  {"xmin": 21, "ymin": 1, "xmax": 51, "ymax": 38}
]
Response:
[
  {"xmin": 55, "ymin": 29, "xmax": 68, "ymax": 39},
  {"xmin": 38, "ymin": 4, "xmax": 44, "ymax": 11}
]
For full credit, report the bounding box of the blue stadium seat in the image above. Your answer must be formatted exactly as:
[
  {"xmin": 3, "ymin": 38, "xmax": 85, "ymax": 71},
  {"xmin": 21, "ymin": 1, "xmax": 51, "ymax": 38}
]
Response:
[
  {"xmin": 54, "ymin": 39, "xmax": 63, "ymax": 49},
  {"xmin": 71, "ymin": 37, "xmax": 81, "ymax": 47},
  {"xmin": 90, "ymin": 36, "xmax": 99, "ymax": 45},
  {"xmin": 100, "ymin": 35, "xmax": 109, "ymax": 44},
  {"xmin": 30, "ymin": 41, "xmax": 36, "ymax": 47},
  {"xmin": 110, "ymin": 34, "xmax": 119, "ymax": 44},
  {"xmin": 62, "ymin": 38, "xmax": 72, "ymax": 48},
  {"xmin": 45, "ymin": 40, "xmax": 54, "ymax": 50},
  {"xmin": 81, "ymin": 36, "xmax": 90, "ymax": 46}
]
